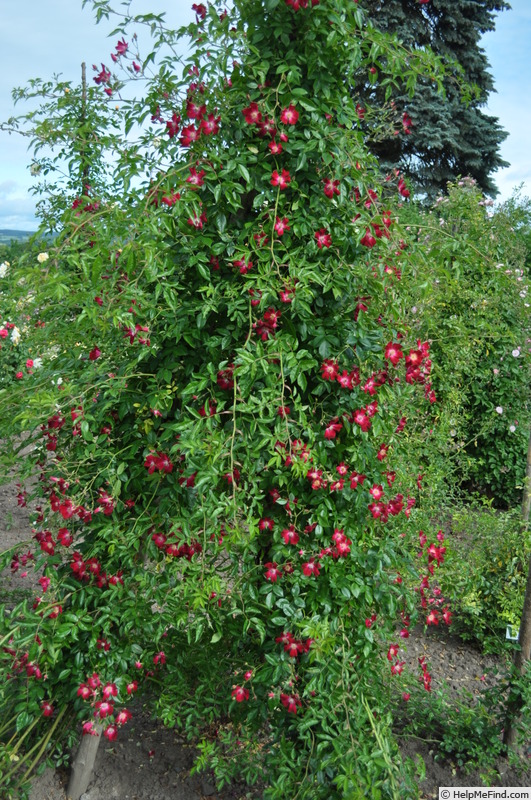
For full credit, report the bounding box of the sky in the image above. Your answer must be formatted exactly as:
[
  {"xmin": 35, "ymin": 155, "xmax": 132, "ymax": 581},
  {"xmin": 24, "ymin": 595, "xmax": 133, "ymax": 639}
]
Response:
[{"xmin": 0, "ymin": 0, "xmax": 530, "ymax": 231}]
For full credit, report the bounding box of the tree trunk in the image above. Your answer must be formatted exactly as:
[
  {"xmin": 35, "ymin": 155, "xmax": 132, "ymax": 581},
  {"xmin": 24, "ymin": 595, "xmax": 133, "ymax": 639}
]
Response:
[
  {"xmin": 503, "ymin": 430, "xmax": 531, "ymax": 750},
  {"xmin": 66, "ymin": 723, "xmax": 102, "ymax": 800}
]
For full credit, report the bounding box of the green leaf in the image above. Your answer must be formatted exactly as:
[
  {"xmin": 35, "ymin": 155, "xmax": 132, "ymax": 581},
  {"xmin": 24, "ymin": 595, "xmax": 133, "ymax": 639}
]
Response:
[
  {"xmin": 215, "ymin": 213, "xmax": 227, "ymax": 233},
  {"xmin": 80, "ymin": 420, "xmax": 93, "ymax": 441},
  {"xmin": 238, "ymin": 163, "xmax": 250, "ymax": 184},
  {"xmin": 16, "ymin": 711, "xmax": 33, "ymax": 732}
]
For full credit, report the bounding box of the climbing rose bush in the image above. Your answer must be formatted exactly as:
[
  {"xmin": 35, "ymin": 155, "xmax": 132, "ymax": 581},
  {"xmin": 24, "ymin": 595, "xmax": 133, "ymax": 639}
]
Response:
[{"xmin": 0, "ymin": 1, "xmax": 451, "ymax": 797}]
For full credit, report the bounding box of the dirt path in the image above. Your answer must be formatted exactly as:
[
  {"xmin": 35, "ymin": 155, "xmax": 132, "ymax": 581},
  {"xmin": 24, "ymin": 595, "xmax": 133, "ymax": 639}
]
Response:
[{"xmin": 29, "ymin": 710, "xmax": 225, "ymax": 800}]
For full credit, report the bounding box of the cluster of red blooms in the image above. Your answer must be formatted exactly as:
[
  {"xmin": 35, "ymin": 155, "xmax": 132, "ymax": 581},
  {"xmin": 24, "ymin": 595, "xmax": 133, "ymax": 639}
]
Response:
[
  {"xmin": 404, "ymin": 341, "xmax": 435, "ymax": 401},
  {"xmin": 285, "ymin": 0, "xmax": 320, "ymax": 9},
  {"xmin": 231, "ymin": 685, "xmax": 250, "ymax": 702},
  {"xmin": 164, "ymin": 69, "xmax": 220, "ymax": 147},
  {"xmin": 359, "ymin": 211, "xmax": 394, "ymax": 248},
  {"xmin": 232, "ymin": 679, "xmax": 302, "ymax": 714},
  {"xmin": 321, "ymin": 358, "xmax": 361, "ymax": 389},
  {"xmin": 109, "ymin": 37, "xmax": 141, "ymax": 72},
  {"xmin": 32, "ymin": 596, "xmax": 63, "ymax": 619},
  {"xmin": 275, "ymin": 631, "xmax": 313, "ymax": 658},
  {"xmin": 264, "ymin": 562, "xmax": 282, "ymax": 582},
  {"xmin": 192, "ymin": 2, "xmax": 207, "ymax": 21},
  {"xmin": 121, "ymin": 322, "xmax": 150, "ymax": 346},
  {"xmin": 242, "ymin": 100, "xmax": 298, "ymax": 155},
  {"xmin": 402, "ymin": 112, "xmax": 412, "ymax": 134},
  {"xmin": 69, "ymin": 551, "xmax": 124, "ymax": 589},
  {"xmin": 29, "ymin": 440, "xmax": 122, "ymax": 581},
  {"xmin": 253, "ymin": 307, "xmax": 281, "ymax": 341},
  {"xmin": 93, "ymin": 63, "xmax": 111, "ymax": 91},
  {"xmin": 10, "ymin": 356, "xmax": 37, "ymax": 381},
  {"xmin": 93, "ymin": 488, "xmax": 115, "ymax": 516},
  {"xmin": 41, "ymin": 407, "xmax": 109, "ymax": 452},
  {"xmin": 0, "ymin": 321, "xmax": 28, "ymax": 378},
  {"xmin": 49, "ymin": 491, "xmax": 92, "ymax": 524},
  {"xmin": 386, "ymin": 642, "xmax": 405, "ymax": 677},
  {"xmin": 233, "ymin": 256, "xmax": 253, "ymax": 275},
  {"xmin": 280, "ymin": 692, "xmax": 302, "ymax": 713},
  {"xmin": 216, "ymin": 363, "xmax": 235, "ymax": 390},
  {"xmin": 229, "ymin": 671, "xmax": 253, "ymax": 703},
  {"xmin": 323, "ymin": 177, "xmax": 340, "ymax": 198},
  {"xmin": 0, "ymin": 320, "xmax": 15, "ymax": 339},
  {"xmin": 307, "ymin": 463, "xmax": 360, "ymax": 497},
  {"xmin": 317, "ymin": 528, "xmax": 352, "ymax": 560},
  {"xmin": 417, "ymin": 530, "xmax": 452, "ymax": 629},
  {"xmin": 3, "ymin": 645, "xmax": 43, "ymax": 683},
  {"xmin": 320, "ymin": 339, "xmax": 434, "ymax": 405},
  {"xmin": 314, "ymin": 228, "xmax": 332, "ymax": 249},
  {"xmin": 145, "ymin": 445, "xmax": 196, "ymax": 489},
  {"xmin": 262, "ymin": 523, "xmax": 355, "ymax": 583},
  {"xmin": 179, "ymin": 468, "xmax": 198, "ymax": 488},
  {"xmin": 146, "ymin": 176, "xmax": 180, "ymax": 208},
  {"xmin": 397, "ymin": 174, "xmax": 410, "ymax": 199},
  {"xmin": 418, "ymin": 656, "xmax": 432, "ymax": 692},
  {"xmin": 33, "ymin": 529, "xmax": 58, "ymax": 557},
  {"xmin": 144, "ymin": 451, "xmax": 174, "ymax": 474},
  {"xmin": 40, "ymin": 411, "xmax": 66, "ymax": 453},
  {"xmin": 77, "ymin": 671, "xmax": 137, "ymax": 740},
  {"xmin": 151, "ymin": 530, "xmax": 203, "ymax": 560},
  {"xmin": 72, "ymin": 184, "xmax": 101, "ymax": 215},
  {"xmin": 10, "ymin": 549, "xmax": 35, "ymax": 576},
  {"xmin": 350, "ymin": 185, "xmax": 396, "ymax": 247},
  {"xmin": 272, "ymin": 438, "xmax": 311, "ymax": 469},
  {"xmin": 271, "ymin": 168, "xmax": 291, "ymax": 190},
  {"xmin": 368, "ymin": 490, "xmax": 413, "ymax": 524},
  {"xmin": 188, "ymin": 208, "xmax": 208, "ymax": 229},
  {"xmin": 187, "ymin": 166, "xmax": 206, "ymax": 188}
]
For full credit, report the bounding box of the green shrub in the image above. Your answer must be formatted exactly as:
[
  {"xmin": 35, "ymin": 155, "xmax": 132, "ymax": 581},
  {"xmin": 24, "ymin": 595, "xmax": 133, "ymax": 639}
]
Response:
[
  {"xmin": 437, "ymin": 504, "xmax": 529, "ymax": 651},
  {"xmin": 404, "ymin": 180, "xmax": 530, "ymax": 507},
  {"xmin": 394, "ymin": 660, "xmax": 531, "ymax": 773}
]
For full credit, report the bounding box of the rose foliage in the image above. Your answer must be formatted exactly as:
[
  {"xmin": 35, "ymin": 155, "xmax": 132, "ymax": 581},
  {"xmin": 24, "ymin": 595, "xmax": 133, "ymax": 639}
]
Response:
[{"xmin": 0, "ymin": 1, "xmax": 458, "ymax": 797}]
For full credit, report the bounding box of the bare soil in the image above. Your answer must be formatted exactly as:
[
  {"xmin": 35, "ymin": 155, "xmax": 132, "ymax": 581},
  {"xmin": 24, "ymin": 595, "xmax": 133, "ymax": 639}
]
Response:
[{"xmin": 1, "ymin": 476, "xmax": 530, "ymax": 800}]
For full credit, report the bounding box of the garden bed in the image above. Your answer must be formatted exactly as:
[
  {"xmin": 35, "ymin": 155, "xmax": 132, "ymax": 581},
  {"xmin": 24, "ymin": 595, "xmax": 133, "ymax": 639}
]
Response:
[{"xmin": 2, "ymin": 479, "xmax": 530, "ymax": 799}]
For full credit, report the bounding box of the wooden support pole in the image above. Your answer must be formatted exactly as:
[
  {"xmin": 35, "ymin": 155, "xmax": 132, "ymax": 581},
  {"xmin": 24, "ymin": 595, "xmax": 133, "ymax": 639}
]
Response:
[
  {"xmin": 503, "ymin": 430, "xmax": 531, "ymax": 750},
  {"xmin": 66, "ymin": 723, "xmax": 102, "ymax": 800}
]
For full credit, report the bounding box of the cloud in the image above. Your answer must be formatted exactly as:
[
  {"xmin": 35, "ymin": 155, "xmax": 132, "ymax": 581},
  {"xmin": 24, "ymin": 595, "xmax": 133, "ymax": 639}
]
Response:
[
  {"xmin": 0, "ymin": 176, "xmax": 37, "ymax": 230},
  {"xmin": 0, "ymin": 181, "xmax": 19, "ymax": 198}
]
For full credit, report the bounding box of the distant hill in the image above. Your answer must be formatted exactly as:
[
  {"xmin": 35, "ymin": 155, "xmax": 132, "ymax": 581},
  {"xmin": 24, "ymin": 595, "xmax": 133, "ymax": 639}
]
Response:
[{"xmin": 0, "ymin": 229, "xmax": 36, "ymax": 244}]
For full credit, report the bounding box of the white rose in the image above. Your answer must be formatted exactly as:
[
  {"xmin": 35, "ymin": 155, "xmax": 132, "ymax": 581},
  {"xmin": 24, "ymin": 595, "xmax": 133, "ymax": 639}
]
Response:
[{"xmin": 37, "ymin": 253, "xmax": 49, "ymax": 264}]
